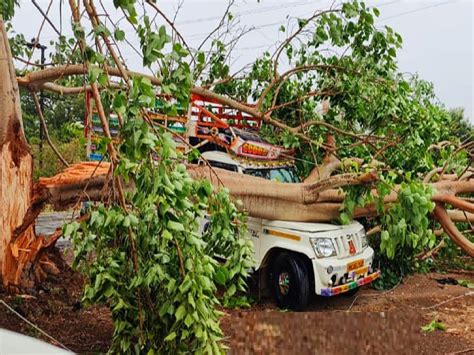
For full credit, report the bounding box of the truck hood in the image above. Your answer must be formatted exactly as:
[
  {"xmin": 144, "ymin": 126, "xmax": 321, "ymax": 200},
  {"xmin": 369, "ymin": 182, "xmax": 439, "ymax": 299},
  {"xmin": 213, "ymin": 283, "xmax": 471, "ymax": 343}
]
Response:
[{"xmin": 262, "ymin": 219, "xmax": 362, "ymax": 233}]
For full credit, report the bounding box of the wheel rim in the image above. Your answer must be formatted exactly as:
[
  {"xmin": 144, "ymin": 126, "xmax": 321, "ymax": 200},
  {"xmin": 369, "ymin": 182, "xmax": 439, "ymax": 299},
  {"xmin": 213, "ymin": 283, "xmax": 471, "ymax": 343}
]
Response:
[{"xmin": 278, "ymin": 271, "xmax": 290, "ymax": 295}]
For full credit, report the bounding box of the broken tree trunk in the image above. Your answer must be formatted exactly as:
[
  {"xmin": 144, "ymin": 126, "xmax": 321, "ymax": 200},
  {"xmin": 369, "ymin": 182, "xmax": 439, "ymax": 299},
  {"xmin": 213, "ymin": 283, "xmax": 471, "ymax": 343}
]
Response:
[
  {"xmin": 0, "ymin": 17, "xmax": 60, "ymax": 291},
  {"xmin": 31, "ymin": 161, "xmax": 474, "ymax": 257}
]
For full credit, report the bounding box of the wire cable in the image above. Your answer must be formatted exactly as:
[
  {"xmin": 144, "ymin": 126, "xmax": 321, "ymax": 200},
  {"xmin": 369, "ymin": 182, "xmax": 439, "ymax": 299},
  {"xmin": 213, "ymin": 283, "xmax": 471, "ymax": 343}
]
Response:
[
  {"xmin": 0, "ymin": 300, "xmax": 72, "ymax": 352},
  {"xmin": 379, "ymin": 0, "xmax": 458, "ymax": 22},
  {"xmin": 176, "ymin": 0, "xmax": 313, "ymax": 26}
]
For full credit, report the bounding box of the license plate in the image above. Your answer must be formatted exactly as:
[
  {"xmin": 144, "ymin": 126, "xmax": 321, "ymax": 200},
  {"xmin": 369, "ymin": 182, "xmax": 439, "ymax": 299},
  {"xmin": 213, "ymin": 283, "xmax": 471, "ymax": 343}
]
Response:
[
  {"xmin": 347, "ymin": 259, "xmax": 364, "ymax": 272},
  {"xmin": 354, "ymin": 266, "xmax": 368, "ymax": 277},
  {"xmin": 347, "ymin": 266, "xmax": 369, "ymax": 282}
]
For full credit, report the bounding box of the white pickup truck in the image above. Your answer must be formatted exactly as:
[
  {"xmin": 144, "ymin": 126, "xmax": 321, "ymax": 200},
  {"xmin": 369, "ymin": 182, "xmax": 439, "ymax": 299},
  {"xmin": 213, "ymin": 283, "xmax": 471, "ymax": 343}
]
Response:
[{"xmin": 200, "ymin": 151, "xmax": 380, "ymax": 310}]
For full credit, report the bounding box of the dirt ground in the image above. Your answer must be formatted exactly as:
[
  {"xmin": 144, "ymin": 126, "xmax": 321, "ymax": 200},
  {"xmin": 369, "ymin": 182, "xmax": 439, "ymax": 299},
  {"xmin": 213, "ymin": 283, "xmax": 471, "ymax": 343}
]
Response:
[
  {"xmin": 221, "ymin": 271, "xmax": 474, "ymax": 354},
  {"xmin": 0, "ymin": 254, "xmax": 472, "ymax": 354}
]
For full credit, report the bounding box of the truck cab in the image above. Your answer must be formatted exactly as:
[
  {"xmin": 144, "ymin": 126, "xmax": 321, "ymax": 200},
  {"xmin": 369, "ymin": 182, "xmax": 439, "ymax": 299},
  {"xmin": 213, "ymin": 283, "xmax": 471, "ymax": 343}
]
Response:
[{"xmin": 200, "ymin": 151, "xmax": 380, "ymax": 310}]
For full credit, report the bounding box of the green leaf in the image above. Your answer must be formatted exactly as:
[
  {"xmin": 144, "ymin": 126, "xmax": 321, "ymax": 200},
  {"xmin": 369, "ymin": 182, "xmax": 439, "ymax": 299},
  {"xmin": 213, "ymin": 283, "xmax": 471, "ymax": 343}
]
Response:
[
  {"xmin": 164, "ymin": 332, "xmax": 176, "ymax": 341},
  {"xmin": 457, "ymin": 280, "xmax": 474, "ymax": 289},
  {"xmin": 168, "ymin": 220, "xmax": 184, "ymax": 231},
  {"xmin": 93, "ymin": 24, "xmax": 110, "ymax": 37},
  {"xmin": 128, "ymin": 214, "xmax": 139, "ymax": 226},
  {"xmin": 215, "ymin": 269, "xmax": 227, "ymax": 286},
  {"xmin": 184, "ymin": 313, "xmax": 193, "ymax": 327},
  {"xmin": 196, "ymin": 52, "xmax": 205, "ymax": 65},
  {"xmin": 123, "ymin": 216, "xmax": 131, "ymax": 227},
  {"xmin": 175, "ymin": 304, "xmax": 186, "ymax": 321},
  {"xmin": 63, "ymin": 223, "xmax": 76, "ymax": 237},
  {"xmin": 179, "ymin": 278, "xmax": 192, "ymax": 293},
  {"xmin": 226, "ymin": 284, "xmax": 237, "ymax": 297},
  {"xmin": 88, "ymin": 66, "xmax": 103, "ymax": 83},
  {"xmin": 98, "ymin": 73, "xmax": 108, "ymax": 86},
  {"xmin": 114, "ymin": 29, "xmax": 125, "ymax": 41},
  {"xmin": 202, "ymin": 180, "xmax": 213, "ymax": 196},
  {"xmin": 340, "ymin": 212, "xmax": 350, "ymax": 225}
]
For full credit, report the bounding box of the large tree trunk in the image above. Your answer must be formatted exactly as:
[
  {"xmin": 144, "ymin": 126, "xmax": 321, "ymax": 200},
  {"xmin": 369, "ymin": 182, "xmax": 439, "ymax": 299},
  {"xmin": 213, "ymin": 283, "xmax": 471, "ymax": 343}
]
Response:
[
  {"xmin": 0, "ymin": 17, "xmax": 59, "ymax": 291},
  {"xmin": 32, "ymin": 161, "xmax": 474, "ymax": 257}
]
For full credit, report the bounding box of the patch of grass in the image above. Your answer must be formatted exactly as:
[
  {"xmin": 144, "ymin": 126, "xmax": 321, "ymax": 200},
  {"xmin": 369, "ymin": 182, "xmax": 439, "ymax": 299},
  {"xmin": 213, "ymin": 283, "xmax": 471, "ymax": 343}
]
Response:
[
  {"xmin": 421, "ymin": 319, "xmax": 446, "ymax": 332},
  {"xmin": 457, "ymin": 279, "xmax": 474, "ymax": 289}
]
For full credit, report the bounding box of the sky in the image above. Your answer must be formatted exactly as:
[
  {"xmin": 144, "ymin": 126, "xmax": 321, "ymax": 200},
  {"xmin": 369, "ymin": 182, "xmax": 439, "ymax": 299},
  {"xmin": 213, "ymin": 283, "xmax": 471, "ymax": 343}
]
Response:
[{"xmin": 10, "ymin": 0, "xmax": 474, "ymax": 123}]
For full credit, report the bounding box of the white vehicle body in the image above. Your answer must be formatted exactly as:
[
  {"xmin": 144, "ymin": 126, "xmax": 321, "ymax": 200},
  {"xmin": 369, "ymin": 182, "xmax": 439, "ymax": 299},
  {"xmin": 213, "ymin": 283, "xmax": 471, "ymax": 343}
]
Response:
[
  {"xmin": 201, "ymin": 151, "xmax": 380, "ymax": 303},
  {"xmin": 247, "ymin": 217, "xmax": 378, "ymax": 296}
]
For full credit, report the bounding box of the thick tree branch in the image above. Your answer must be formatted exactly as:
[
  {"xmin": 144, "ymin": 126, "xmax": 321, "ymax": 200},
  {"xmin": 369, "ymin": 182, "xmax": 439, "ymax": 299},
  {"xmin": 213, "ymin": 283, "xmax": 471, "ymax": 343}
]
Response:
[
  {"xmin": 17, "ymin": 64, "xmax": 333, "ymax": 149},
  {"xmin": 433, "ymin": 203, "xmax": 474, "ymax": 257},
  {"xmin": 432, "ymin": 195, "xmax": 474, "ymax": 214}
]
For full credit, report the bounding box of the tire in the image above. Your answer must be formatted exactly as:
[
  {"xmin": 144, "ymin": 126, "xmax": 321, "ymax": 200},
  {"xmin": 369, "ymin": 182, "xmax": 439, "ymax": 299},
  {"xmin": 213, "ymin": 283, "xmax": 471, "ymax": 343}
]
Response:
[{"xmin": 270, "ymin": 252, "xmax": 310, "ymax": 311}]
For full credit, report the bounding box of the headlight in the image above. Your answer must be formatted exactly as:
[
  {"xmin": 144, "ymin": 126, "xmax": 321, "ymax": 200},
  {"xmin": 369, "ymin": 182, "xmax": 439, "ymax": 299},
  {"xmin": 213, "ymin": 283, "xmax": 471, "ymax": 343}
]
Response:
[{"xmin": 310, "ymin": 238, "xmax": 336, "ymax": 258}]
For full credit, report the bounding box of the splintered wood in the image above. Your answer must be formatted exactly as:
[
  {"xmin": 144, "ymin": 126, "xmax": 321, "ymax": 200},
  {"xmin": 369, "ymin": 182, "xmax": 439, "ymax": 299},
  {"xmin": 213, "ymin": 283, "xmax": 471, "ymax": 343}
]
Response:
[{"xmin": 0, "ymin": 16, "xmax": 46, "ymax": 290}]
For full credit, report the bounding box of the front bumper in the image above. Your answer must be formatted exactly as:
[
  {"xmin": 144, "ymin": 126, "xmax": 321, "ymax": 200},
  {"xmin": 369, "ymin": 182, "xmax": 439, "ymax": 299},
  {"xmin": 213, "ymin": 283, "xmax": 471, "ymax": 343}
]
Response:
[
  {"xmin": 312, "ymin": 246, "xmax": 377, "ymax": 295},
  {"xmin": 320, "ymin": 270, "xmax": 381, "ymax": 297}
]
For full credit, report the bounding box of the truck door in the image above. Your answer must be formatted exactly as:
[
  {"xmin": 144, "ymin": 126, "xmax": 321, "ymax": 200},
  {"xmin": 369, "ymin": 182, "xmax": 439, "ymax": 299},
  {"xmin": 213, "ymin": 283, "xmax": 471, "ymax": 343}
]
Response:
[{"xmin": 247, "ymin": 217, "xmax": 262, "ymax": 262}]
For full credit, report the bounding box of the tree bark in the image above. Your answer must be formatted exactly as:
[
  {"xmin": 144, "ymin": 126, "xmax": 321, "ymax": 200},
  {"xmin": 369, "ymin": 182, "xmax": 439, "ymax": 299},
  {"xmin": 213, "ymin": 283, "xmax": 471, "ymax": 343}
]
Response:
[
  {"xmin": 30, "ymin": 161, "xmax": 474, "ymax": 257},
  {"xmin": 0, "ymin": 17, "xmax": 59, "ymax": 290},
  {"xmin": 433, "ymin": 204, "xmax": 474, "ymax": 257}
]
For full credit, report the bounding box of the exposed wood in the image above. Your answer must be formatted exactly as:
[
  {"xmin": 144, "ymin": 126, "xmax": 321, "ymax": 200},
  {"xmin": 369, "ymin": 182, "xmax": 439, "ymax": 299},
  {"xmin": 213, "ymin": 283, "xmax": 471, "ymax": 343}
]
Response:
[
  {"xmin": 367, "ymin": 226, "xmax": 381, "ymax": 236},
  {"xmin": 432, "ymin": 195, "xmax": 474, "ymax": 214},
  {"xmin": 447, "ymin": 210, "xmax": 474, "ymax": 223},
  {"xmin": 424, "ymin": 167, "xmax": 443, "ymax": 183},
  {"xmin": 418, "ymin": 240, "xmax": 446, "ymax": 261},
  {"xmin": 0, "ymin": 17, "xmax": 57, "ymax": 290},
  {"xmin": 35, "ymin": 161, "xmax": 115, "ymax": 210},
  {"xmin": 305, "ymin": 135, "xmax": 339, "ymax": 183},
  {"xmin": 0, "ymin": 17, "xmax": 65, "ymax": 291},
  {"xmin": 28, "ymin": 160, "xmax": 474, "ymax": 257}
]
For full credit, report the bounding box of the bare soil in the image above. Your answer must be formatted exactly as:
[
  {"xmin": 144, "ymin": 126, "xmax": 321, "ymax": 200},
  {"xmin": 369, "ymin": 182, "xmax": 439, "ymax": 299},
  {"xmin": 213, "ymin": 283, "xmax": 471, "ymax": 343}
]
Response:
[
  {"xmin": 0, "ymin": 251, "xmax": 472, "ymax": 354},
  {"xmin": 221, "ymin": 271, "xmax": 474, "ymax": 354}
]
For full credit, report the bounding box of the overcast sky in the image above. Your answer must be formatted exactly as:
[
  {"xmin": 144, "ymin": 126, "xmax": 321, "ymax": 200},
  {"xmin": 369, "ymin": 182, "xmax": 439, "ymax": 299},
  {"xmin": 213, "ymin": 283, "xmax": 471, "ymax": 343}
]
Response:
[{"xmin": 11, "ymin": 0, "xmax": 474, "ymax": 122}]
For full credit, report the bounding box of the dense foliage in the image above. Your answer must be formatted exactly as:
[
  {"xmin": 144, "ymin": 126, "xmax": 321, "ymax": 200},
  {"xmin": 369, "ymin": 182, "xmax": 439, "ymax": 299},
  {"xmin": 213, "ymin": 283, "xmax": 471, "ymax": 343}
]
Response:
[
  {"xmin": 0, "ymin": 0, "xmax": 17, "ymax": 21},
  {"xmin": 67, "ymin": 126, "xmax": 253, "ymax": 352},
  {"xmin": 198, "ymin": 1, "xmax": 472, "ymax": 284},
  {"xmin": 63, "ymin": 5, "xmax": 254, "ymax": 352}
]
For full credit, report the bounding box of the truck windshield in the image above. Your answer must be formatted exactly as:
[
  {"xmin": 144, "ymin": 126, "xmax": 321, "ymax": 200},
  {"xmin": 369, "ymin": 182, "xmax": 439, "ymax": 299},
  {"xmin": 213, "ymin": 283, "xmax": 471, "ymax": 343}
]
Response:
[{"xmin": 244, "ymin": 167, "xmax": 299, "ymax": 183}]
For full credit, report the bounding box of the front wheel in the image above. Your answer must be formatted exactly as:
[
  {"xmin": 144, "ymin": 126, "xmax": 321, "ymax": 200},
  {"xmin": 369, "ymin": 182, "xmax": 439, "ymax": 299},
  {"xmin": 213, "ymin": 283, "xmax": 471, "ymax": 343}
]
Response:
[{"xmin": 270, "ymin": 252, "xmax": 310, "ymax": 311}]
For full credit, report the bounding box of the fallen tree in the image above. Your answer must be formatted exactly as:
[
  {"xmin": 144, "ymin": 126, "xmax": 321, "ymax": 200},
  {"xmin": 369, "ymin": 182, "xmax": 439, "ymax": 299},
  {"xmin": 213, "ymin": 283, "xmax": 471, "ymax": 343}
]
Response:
[
  {"xmin": 1, "ymin": 0, "xmax": 473, "ymax": 352},
  {"xmin": 2, "ymin": 0, "xmax": 474, "ymax": 290},
  {"xmin": 25, "ymin": 158, "xmax": 473, "ymax": 258}
]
